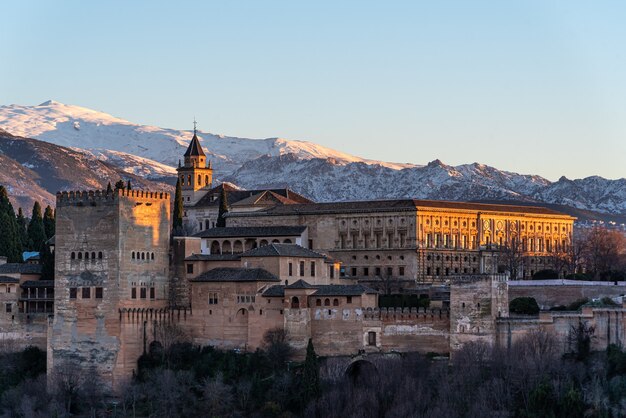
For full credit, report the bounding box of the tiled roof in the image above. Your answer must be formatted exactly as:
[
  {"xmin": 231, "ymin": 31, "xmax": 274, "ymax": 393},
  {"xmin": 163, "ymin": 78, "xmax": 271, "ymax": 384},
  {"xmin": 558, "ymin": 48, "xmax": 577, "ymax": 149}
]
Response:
[
  {"xmin": 191, "ymin": 267, "xmax": 279, "ymax": 282},
  {"xmin": 184, "ymin": 254, "xmax": 241, "ymax": 262},
  {"xmin": 228, "ymin": 199, "xmax": 572, "ymax": 217},
  {"xmin": 194, "ymin": 183, "xmax": 312, "ymax": 208},
  {"xmin": 0, "ymin": 263, "xmax": 42, "ymax": 275},
  {"xmin": 286, "ymin": 279, "xmax": 316, "ymax": 289},
  {"xmin": 312, "ymin": 284, "xmax": 378, "ymax": 296},
  {"xmin": 21, "ymin": 280, "xmax": 54, "ymax": 288},
  {"xmin": 0, "ymin": 276, "xmax": 19, "ymax": 284},
  {"xmin": 262, "ymin": 283, "xmax": 378, "ymax": 297},
  {"xmin": 193, "ymin": 226, "xmax": 306, "ymax": 239},
  {"xmin": 183, "ymin": 134, "xmax": 206, "ymax": 157},
  {"xmin": 241, "ymin": 244, "xmax": 325, "ymax": 259},
  {"xmin": 262, "ymin": 285, "xmax": 285, "ymax": 297}
]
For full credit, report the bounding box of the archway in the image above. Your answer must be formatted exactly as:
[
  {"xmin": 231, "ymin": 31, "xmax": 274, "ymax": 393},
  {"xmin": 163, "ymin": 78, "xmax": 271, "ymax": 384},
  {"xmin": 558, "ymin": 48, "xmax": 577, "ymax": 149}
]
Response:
[
  {"xmin": 222, "ymin": 240, "xmax": 232, "ymax": 254},
  {"xmin": 210, "ymin": 241, "xmax": 221, "ymax": 255},
  {"xmin": 291, "ymin": 296, "xmax": 300, "ymax": 309},
  {"xmin": 260, "ymin": 239, "xmax": 269, "ymax": 247},
  {"xmin": 233, "ymin": 240, "xmax": 243, "ymax": 253},
  {"xmin": 345, "ymin": 359, "xmax": 379, "ymax": 386}
]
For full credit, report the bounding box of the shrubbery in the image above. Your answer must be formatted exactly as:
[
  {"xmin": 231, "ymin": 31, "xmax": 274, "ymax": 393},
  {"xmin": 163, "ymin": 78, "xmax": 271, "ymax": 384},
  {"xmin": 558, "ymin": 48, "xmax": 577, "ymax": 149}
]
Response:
[
  {"xmin": 532, "ymin": 269, "xmax": 559, "ymax": 280},
  {"xmin": 509, "ymin": 297, "xmax": 540, "ymax": 315}
]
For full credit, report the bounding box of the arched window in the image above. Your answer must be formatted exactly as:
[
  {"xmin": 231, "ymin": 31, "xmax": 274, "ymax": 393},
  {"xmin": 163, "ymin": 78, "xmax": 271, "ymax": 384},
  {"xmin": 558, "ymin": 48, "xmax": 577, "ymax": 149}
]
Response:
[
  {"xmin": 187, "ymin": 175, "xmax": 191, "ymax": 185},
  {"xmin": 91, "ymin": 252, "xmax": 95, "ymax": 259},
  {"xmin": 98, "ymin": 252, "xmax": 103, "ymax": 259},
  {"xmin": 316, "ymin": 299, "xmax": 321, "ymax": 306},
  {"xmin": 205, "ymin": 175, "xmax": 209, "ymax": 185},
  {"xmin": 205, "ymin": 219, "xmax": 210, "ymax": 230},
  {"xmin": 141, "ymin": 252, "xmax": 145, "ymax": 260},
  {"xmin": 151, "ymin": 253, "xmax": 154, "ymax": 260},
  {"xmin": 85, "ymin": 252, "xmax": 89, "ymax": 259},
  {"xmin": 180, "ymin": 176, "xmax": 185, "ymax": 186},
  {"xmin": 283, "ymin": 239, "xmax": 292, "ymax": 244},
  {"xmin": 333, "ymin": 299, "xmax": 339, "ymax": 306},
  {"xmin": 77, "ymin": 252, "xmax": 82, "ymax": 260},
  {"xmin": 71, "ymin": 252, "xmax": 75, "ymax": 260},
  {"xmin": 324, "ymin": 298, "xmax": 330, "ymax": 306},
  {"xmin": 198, "ymin": 175, "xmax": 201, "ymax": 184},
  {"xmin": 132, "ymin": 252, "xmax": 135, "ymax": 259},
  {"xmin": 291, "ymin": 297, "xmax": 300, "ymax": 309}
]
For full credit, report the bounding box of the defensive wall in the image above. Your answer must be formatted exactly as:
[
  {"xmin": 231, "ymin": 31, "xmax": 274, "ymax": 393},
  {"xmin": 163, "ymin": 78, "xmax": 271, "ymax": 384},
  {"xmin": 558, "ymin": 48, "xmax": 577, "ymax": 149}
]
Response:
[{"xmin": 508, "ymin": 280, "xmax": 626, "ymax": 309}]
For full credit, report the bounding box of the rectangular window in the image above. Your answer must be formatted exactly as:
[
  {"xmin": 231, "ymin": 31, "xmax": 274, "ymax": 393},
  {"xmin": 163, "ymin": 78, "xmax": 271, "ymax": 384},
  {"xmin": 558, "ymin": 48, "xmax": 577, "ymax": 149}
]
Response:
[
  {"xmin": 427, "ymin": 267, "xmax": 432, "ymax": 275},
  {"xmin": 347, "ymin": 296, "xmax": 352, "ymax": 304},
  {"xmin": 387, "ymin": 267, "xmax": 393, "ymax": 276},
  {"xmin": 368, "ymin": 331, "xmax": 376, "ymax": 346},
  {"xmin": 140, "ymin": 288, "xmax": 147, "ymax": 299},
  {"xmin": 399, "ymin": 266, "xmax": 405, "ymax": 276},
  {"xmin": 288, "ymin": 263, "xmax": 293, "ymax": 276},
  {"xmin": 82, "ymin": 287, "xmax": 90, "ymax": 299},
  {"xmin": 209, "ymin": 292, "xmax": 218, "ymax": 305},
  {"xmin": 95, "ymin": 287, "xmax": 103, "ymax": 299},
  {"xmin": 330, "ymin": 265, "xmax": 334, "ymax": 279},
  {"xmin": 308, "ymin": 239, "xmax": 313, "ymax": 249},
  {"xmin": 351, "ymin": 267, "xmax": 357, "ymax": 276},
  {"xmin": 70, "ymin": 288, "xmax": 77, "ymax": 299},
  {"xmin": 186, "ymin": 264, "xmax": 194, "ymax": 274},
  {"xmin": 131, "ymin": 288, "xmax": 137, "ymax": 299},
  {"xmin": 299, "ymin": 261, "xmax": 305, "ymax": 277},
  {"xmin": 5, "ymin": 303, "xmax": 11, "ymax": 313},
  {"xmin": 363, "ymin": 267, "xmax": 369, "ymax": 276},
  {"xmin": 150, "ymin": 287, "xmax": 155, "ymax": 299},
  {"xmin": 6, "ymin": 286, "xmax": 10, "ymax": 294},
  {"xmin": 310, "ymin": 262, "xmax": 316, "ymax": 277},
  {"xmin": 375, "ymin": 267, "xmax": 381, "ymax": 276}
]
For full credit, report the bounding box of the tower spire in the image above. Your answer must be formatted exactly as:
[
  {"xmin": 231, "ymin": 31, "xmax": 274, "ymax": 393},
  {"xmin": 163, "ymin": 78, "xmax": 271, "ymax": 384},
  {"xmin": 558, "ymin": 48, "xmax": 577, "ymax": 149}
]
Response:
[{"xmin": 193, "ymin": 117, "xmax": 197, "ymax": 136}]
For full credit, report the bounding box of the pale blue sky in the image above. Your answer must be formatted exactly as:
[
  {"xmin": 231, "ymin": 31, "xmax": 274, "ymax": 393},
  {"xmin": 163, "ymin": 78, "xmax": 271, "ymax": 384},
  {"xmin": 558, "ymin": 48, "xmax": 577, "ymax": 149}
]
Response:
[{"xmin": 2, "ymin": 1, "xmax": 625, "ymax": 180}]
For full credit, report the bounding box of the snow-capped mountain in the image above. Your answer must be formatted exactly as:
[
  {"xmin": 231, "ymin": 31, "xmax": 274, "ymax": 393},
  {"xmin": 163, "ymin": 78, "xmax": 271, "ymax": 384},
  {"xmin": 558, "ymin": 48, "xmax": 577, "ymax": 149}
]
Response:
[
  {"xmin": 0, "ymin": 100, "xmax": 624, "ymax": 218},
  {"xmin": 0, "ymin": 100, "xmax": 412, "ymax": 178}
]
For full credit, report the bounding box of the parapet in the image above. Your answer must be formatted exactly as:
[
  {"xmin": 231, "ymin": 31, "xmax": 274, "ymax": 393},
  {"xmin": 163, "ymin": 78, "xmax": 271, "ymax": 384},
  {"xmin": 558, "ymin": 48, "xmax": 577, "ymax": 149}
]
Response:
[{"xmin": 56, "ymin": 188, "xmax": 170, "ymax": 207}]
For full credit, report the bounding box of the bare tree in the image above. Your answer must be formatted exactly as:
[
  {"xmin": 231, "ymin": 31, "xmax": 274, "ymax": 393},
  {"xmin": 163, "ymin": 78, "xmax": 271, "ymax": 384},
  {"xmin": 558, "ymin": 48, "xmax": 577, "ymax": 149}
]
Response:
[
  {"xmin": 580, "ymin": 226, "xmax": 626, "ymax": 278},
  {"xmin": 262, "ymin": 328, "xmax": 294, "ymax": 371},
  {"xmin": 498, "ymin": 238, "xmax": 526, "ymax": 279}
]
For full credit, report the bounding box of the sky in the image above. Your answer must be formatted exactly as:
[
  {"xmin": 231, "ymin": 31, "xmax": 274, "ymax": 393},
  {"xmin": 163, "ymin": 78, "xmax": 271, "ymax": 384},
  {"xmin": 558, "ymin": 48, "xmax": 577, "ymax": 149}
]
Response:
[{"xmin": 1, "ymin": 0, "xmax": 625, "ymax": 181}]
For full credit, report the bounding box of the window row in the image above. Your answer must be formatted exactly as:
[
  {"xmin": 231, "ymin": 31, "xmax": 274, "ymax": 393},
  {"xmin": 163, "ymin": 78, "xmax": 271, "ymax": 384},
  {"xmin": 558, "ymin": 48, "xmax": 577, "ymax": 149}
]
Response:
[
  {"xmin": 426, "ymin": 255, "xmax": 478, "ymax": 262},
  {"xmin": 131, "ymin": 287, "xmax": 156, "ymax": 299},
  {"xmin": 237, "ymin": 295, "xmax": 255, "ymax": 304},
  {"xmin": 314, "ymin": 297, "xmax": 352, "ymax": 307},
  {"xmin": 70, "ymin": 251, "xmax": 103, "ymax": 260},
  {"xmin": 69, "ymin": 287, "xmax": 103, "ymax": 299},
  {"xmin": 426, "ymin": 267, "xmax": 478, "ymax": 276},
  {"xmin": 351, "ymin": 254, "xmax": 406, "ymax": 261},
  {"xmin": 288, "ymin": 261, "xmax": 316, "ymax": 277},
  {"xmin": 131, "ymin": 251, "xmax": 155, "ymax": 261},
  {"xmin": 425, "ymin": 234, "xmax": 476, "ymax": 249},
  {"xmin": 339, "ymin": 233, "xmax": 408, "ymax": 249},
  {"xmin": 349, "ymin": 266, "xmax": 405, "ymax": 277},
  {"xmin": 180, "ymin": 174, "xmax": 211, "ymax": 187}
]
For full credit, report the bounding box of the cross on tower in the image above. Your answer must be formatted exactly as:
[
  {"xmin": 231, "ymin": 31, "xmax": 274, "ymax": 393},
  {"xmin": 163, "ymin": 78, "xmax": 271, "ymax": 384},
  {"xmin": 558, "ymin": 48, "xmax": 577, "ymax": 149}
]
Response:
[{"xmin": 193, "ymin": 117, "xmax": 197, "ymax": 135}]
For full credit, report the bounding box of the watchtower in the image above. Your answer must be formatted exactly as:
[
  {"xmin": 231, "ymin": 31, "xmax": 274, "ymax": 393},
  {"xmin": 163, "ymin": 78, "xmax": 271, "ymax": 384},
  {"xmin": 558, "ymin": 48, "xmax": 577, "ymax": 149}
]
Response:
[{"xmin": 177, "ymin": 122, "xmax": 213, "ymax": 206}]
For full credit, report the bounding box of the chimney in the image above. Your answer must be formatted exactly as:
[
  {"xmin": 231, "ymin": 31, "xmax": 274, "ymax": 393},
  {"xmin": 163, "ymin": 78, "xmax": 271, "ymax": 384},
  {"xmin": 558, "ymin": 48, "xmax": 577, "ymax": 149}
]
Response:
[{"xmin": 0, "ymin": 256, "xmax": 7, "ymax": 265}]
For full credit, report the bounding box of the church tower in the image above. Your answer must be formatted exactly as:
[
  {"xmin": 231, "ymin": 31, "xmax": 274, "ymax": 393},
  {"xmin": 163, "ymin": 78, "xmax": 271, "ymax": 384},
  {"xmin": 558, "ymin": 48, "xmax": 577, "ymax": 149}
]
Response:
[{"xmin": 177, "ymin": 122, "xmax": 213, "ymax": 206}]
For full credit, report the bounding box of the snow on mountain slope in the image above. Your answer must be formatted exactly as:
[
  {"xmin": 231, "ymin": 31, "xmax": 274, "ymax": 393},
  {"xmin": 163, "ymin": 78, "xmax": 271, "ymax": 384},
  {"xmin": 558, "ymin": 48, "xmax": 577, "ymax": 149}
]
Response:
[
  {"xmin": 0, "ymin": 101, "xmax": 414, "ymax": 177},
  {"xmin": 226, "ymin": 154, "xmax": 626, "ymax": 215}
]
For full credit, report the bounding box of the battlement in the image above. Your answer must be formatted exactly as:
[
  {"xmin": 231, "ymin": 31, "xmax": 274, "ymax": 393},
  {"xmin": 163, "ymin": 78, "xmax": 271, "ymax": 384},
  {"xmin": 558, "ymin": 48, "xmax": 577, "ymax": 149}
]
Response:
[
  {"xmin": 450, "ymin": 274, "xmax": 509, "ymax": 284},
  {"xmin": 56, "ymin": 188, "xmax": 170, "ymax": 207},
  {"xmin": 366, "ymin": 307, "xmax": 450, "ymax": 321}
]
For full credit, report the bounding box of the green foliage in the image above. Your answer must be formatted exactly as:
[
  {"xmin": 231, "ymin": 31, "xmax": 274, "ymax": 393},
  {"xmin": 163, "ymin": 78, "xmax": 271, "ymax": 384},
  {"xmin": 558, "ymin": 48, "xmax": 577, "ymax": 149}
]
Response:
[
  {"xmin": 27, "ymin": 201, "xmax": 46, "ymax": 252},
  {"xmin": 532, "ymin": 269, "xmax": 559, "ymax": 280},
  {"xmin": 216, "ymin": 185, "xmax": 229, "ymax": 227},
  {"xmin": 126, "ymin": 179, "xmax": 132, "ymax": 190},
  {"xmin": 16, "ymin": 207, "xmax": 28, "ymax": 249},
  {"xmin": 40, "ymin": 240, "xmax": 55, "ymax": 280},
  {"xmin": 509, "ymin": 297, "xmax": 540, "ymax": 315},
  {"xmin": 565, "ymin": 272, "xmax": 593, "ymax": 281},
  {"xmin": 567, "ymin": 298, "xmax": 589, "ymax": 311},
  {"xmin": 0, "ymin": 186, "xmax": 22, "ymax": 262},
  {"xmin": 607, "ymin": 344, "xmax": 626, "ymax": 377},
  {"xmin": 106, "ymin": 182, "xmax": 113, "ymax": 193},
  {"xmin": 379, "ymin": 294, "xmax": 430, "ymax": 309},
  {"xmin": 173, "ymin": 178, "xmax": 183, "ymax": 233},
  {"xmin": 43, "ymin": 205, "xmax": 55, "ymax": 240},
  {"xmin": 114, "ymin": 179, "xmax": 126, "ymax": 190},
  {"xmin": 302, "ymin": 338, "xmax": 320, "ymax": 404},
  {"xmin": 568, "ymin": 321, "xmax": 595, "ymax": 362},
  {"xmin": 0, "ymin": 346, "xmax": 46, "ymax": 396}
]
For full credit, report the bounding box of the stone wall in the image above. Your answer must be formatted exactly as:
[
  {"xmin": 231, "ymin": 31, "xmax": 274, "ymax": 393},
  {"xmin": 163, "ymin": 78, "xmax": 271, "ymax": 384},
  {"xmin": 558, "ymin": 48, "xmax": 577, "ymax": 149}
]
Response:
[{"xmin": 508, "ymin": 280, "xmax": 626, "ymax": 309}]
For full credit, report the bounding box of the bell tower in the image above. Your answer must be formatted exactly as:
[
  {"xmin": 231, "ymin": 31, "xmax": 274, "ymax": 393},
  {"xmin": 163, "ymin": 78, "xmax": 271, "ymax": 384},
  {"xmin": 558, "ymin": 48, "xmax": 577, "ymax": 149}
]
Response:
[{"xmin": 177, "ymin": 120, "xmax": 213, "ymax": 206}]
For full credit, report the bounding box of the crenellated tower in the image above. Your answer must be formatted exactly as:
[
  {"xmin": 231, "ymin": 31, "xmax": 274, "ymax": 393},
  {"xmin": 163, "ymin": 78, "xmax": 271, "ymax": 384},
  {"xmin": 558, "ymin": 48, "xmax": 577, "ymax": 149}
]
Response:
[{"xmin": 177, "ymin": 121, "xmax": 213, "ymax": 206}]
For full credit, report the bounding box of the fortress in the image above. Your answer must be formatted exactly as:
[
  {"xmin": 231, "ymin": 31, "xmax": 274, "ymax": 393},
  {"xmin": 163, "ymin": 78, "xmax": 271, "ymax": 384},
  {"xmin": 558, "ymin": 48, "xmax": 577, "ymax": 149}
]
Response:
[{"xmin": 1, "ymin": 129, "xmax": 625, "ymax": 393}]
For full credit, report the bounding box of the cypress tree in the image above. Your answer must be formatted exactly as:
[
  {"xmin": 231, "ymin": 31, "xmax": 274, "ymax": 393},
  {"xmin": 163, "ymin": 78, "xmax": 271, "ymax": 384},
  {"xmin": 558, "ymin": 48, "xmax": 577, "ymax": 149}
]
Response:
[
  {"xmin": 106, "ymin": 182, "xmax": 113, "ymax": 194},
  {"xmin": 40, "ymin": 240, "xmax": 54, "ymax": 280},
  {"xmin": 127, "ymin": 179, "xmax": 132, "ymax": 190},
  {"xmin": 0, "ymin": 186, "xmax": 22, "ymax": 262},
  {"xmin": 216, "ymin": 185, "xmax": 229, "ymax": 227},
  {"xmin": 173, "ymin": 178, "xmax": 184, "ymax": 234},
  {"xmin": 27, "ymin": 201, "xmax": 46, "ymax": 252},
  {"xmin": 43, "ymin": 205, "xmax": 55, "ymax": 240},
  {"xmin": 302, "ymin": 338, "xmax": 320, "ymax": 403},
  {"xmin": 16, "ymin": 207, "xmax": 29, "ymax": 249}
]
